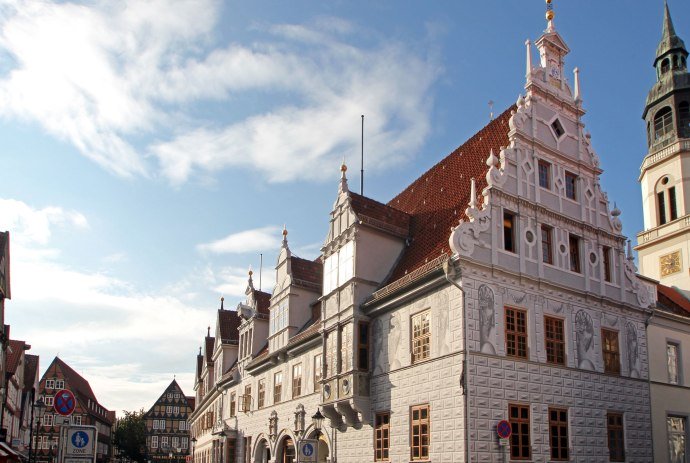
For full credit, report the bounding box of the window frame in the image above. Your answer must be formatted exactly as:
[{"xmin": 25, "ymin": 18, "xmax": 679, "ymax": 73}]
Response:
[
  {"xmin": 548, "ymin": 408, "xmax": 569, "ymax": 461},
  {"xmin": 503, "ymin": 210, "xmax": 516, "ymax": 253},
  {"xmin": 274, "ymin": 372, "xmax": 283, "ymax": 404},
  {"xmin": 314, "ymin": 354, "xmax": 322, "ymax": 392},
  {"xmin": 564, "ymin": 172, "xmax": 578, "ymax": 201},
  {"xmin": 538, "ymin": 160, "xmax": 551, "ymax": 190},
  {"xmin": 358, "ymin": 321, "xmax": 370, "ymax": 371},
  {"xmin": 541, "ymin": 225, "xmax": 553, "ymax": 265},
  {"xmin": 544, "ymin": 316, "xmax": 566, "ymax": 366},
  {"xmin": 602, "ymin": 329, "xmax": 621, "ymax": 375},
  {"xmin": 505, "ymin": 307, "xmax": 528, "ymax": 359},
  {"xmin": 509, "ymin": 403, "xmax": 531, "ymax": 460},
  {"xmin": 257, "ymin": 380, "xmax": 266, "ymax": 409},
  {"xmin": 668, "ymin": 342, "xmax": 681, "ymax": 385},
  {"xmin": 411, "ymin": 310, "xmax": 431, "ymax": 364},
  {"xmin": 229, "ymin": 392, "xmax": 236, "ymax": 417},
  {"xmin": 667, "ymin": 415, "xmax": 687, "ymax": 463},
  {"xmin": 374, "ymin": 412, "xmax": 390, "ymax": 462},
  {"xmin": 603, "ymin": 246, "xmax": 613, "ymax": 282},
  {"xmin": 607, "ymin": 412, "xmax": 626, "ymax": 462},
  {"xmin": 410, "ymin": 404, "xmax": 430, "ymax": 461},
  {"xmin": 568, "ymin": 234, "xmax": 581, "ymax": 274},
  {"xmin": 292, "ymin": 363, "xmax": 302, "ymax": 399}
]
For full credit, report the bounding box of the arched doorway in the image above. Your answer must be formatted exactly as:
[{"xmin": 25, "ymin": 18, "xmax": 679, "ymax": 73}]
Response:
[
  {"xmin": 253, "ymin": 438, "xmax": 270, "ymax": 463},
  {"xmin": 277, "ymin": 436, "xmax": 295, "ymax": 463}
]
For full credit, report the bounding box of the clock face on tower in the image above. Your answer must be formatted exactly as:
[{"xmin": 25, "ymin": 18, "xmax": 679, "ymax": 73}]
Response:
[
  {"xmin": 660, "ymin": 250, "xmax": 682, "ymax": 277},
  {"xmin": 549, "ymin": 64, "xmax": 561, "ymax": 80}
]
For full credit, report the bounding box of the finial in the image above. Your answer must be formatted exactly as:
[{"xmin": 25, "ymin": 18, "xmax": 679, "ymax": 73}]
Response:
[
  {"xmin": 220, "ymin": 296, "xmax": 224, "ymax": 310},
  {"xmin": 573, "ymin": 67, "xmax": 581, "ymax": 101},
  {"xmin": 469, "ymin": 178, "xmax": 477, "ymax": 208},
  {"xmin": 525, "ymin": 39, "xmax": 532, "ymax": 79},
  {"xmin": 198, "ymin": 346, "xmax": 201, "ymax": 355},
  {"xmin": 516, "ymin": 94, "xmax": 525, "ymax": 108},
  {"xmin": 488, "ymin": 100, "xmax": 494, "ymax": 121},
  {"xmin": 339, "ymin": 159, "xmax": 349, "ymax": 193},
  {"xmin": 207, "ymin": 326, "xmax": 210, "ymax": 337},
  {"xmin": 545, "ymin": 0, "xmax": 555, "ymax": 31},
  {"xmin": 282, "ymin": 225, "xmax": 288, "ymax": 237},
  {"xmin": 611, "ymin": 202, "xmax": 621, "ymax": 217},
  {"xmin": 627, "ymin": 240, "xmax": 634, "ymax": 261},
  {"xmin": 486, "ymin": 149, "xmax": 498, "ymax": 168}
]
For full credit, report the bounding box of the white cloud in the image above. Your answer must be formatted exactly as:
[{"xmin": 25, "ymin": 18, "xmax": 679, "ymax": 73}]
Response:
[
  {"xmin": 0, "ymin": 199, "xmax": 88, "ymax": 245},
  {"xmin": 197, "ymin": 226, "xmax": 281, "ymax": 254},
  {"xmin": 0, "ymin": 1, "xmax": 439, "ymax": 184}
]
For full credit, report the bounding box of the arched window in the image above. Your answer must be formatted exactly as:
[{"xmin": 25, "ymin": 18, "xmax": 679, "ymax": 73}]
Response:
[
  {"xmin": 679, "ymin": 102, "xmax": 690, "ymax": 137},
  {"xmin": 682, "ymin": 56, "xmax": 687, "ymax": 69},
  {"xmin": 654, "ymin": 106, "xmax": 674, "ymax": 141},
  {"xmin": 656, "ymin": 176, "xmax": 679, "ymax": 226},
  {"xmin": 673, "ymin": 55, "xmax": 679, "ymax": 70},
  {"xmin": 662, "ymin": 58, "xmax": 671, "ymax": 74},
  {"xmin": 647, "ymin": 121, "xmax": 652, "ymax": 146}
]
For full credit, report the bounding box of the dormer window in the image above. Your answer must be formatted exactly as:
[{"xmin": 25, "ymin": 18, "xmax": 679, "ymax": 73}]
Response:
[
  {"xmin": 323, "ymin": 241, "xmax": 354, "ymax": 294},
  {"xmin": 269, "ymin": 301, "xmax": 289, "ymax": 336},
  {"xmin": 551, "ymin": 119, "xmax": 565, "ymax": 139}
]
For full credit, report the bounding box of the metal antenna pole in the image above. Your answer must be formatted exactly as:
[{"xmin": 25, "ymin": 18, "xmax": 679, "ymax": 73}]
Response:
[{"xmin": 361, "ymin": 115, "xmax": 364, "ymax": 195}]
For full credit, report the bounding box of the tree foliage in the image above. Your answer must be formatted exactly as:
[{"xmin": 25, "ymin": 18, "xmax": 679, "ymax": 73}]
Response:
[{"xmin": 113, "ymin": 409, "xmax": 147, "ymax": 463}]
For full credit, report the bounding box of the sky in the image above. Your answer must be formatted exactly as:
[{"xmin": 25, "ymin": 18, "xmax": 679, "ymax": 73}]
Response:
[{"xmin": 1, "ymin": 0, "xmax": 688, "ymax": 415}]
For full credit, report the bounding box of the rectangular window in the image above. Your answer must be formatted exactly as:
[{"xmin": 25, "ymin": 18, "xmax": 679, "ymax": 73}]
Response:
[
  {"xmin": 411, "ymin": 311, "xmax": 431, "ymax": 363},
  {"xmin": 181, "ymin": 438, "xmax": 188, "ymax": 450},
  {"xmin": 242, "ymin": 385, "xmax": 251, "ymax": 412},
  {"xmin": 374, "ymin": 412, "xmax": 390, "ymax": 461},
  {"xmin": 172, "ymin": 437, "xmax": 179, "ymax": 449},
  {"xmin": 358, "ymin": 322, "xmax": 370, "ymax": 371},
  {"xmin": 505, "ymin": 307, "xmax": 528, "ymax": 359},
  {"xmin": 670, "ymin": 187, "xmax": 678, "ymax": 221},
  {"xmin": 151, "ymin": 436, "xmax": 158, "ymax": 449},
  {"xmin": 509, "ymin": 404, "xmax": 531, "ymax": 460},
  {"xmin": 565, "ymin": 172, "xmax": 577, "ymax": 200},
  {"xmin": 161, "ymin": 436, "xmax": 169, "ymax": 448},
  {"xmin": 55, "ymin": 380, "xmax": 64, "ymax": 389},
  {"xmin": 230, "ymin": 392, "xmax": 236, "ymax": 417},
  {"xmin": 668, "ymin": 343, "xmax": 680, "ymax": 385},
  {"xmin": 607, "ymin": 412, "xmax": 625, "ymax": 461},
  {"xmin": 74, "ymin": 416, "xmax": 82, "ymax": 426},
  {"xmin": 258, "ymin": 380, "xmax": 266, "ymax": 409},
  {"xmin": 173, "ymin": 406, "xmax": 179, "ymax": 414},
  {"xmin": 659, "ymin": 191, "xmax": 668, "ymax": 225},
  {"xmin": 314, "ymin": 355, "xmax": 322, "ymax": 392},
  {"xmin": 338, "ymin": 241, "xmax": 354, "ymax": 286},
  {"xmin": 45, "ymin": 379, "xmax": 55, "ymax": 390},
  {"xmin": 603, "ymin": 246, "xmax": 613, "ymax": 282},
  {"xmin": 44, "ymin": 396, "xmax": 54, "ymax": 406},
  {"xmin": 166, "ymin": 406, "xmax": 173, "ymax": 414},
  {"xmin": 274, "ymin": 372, "xmax": 282, "ymax": 404},
  {"xmin": 545, "ymin": 316, "xmax": 565, "ymax": 365},
  {"xmin": 541, "ymin": 225, "xmax": 553, "ymax": 264},
  {"xmin": 292, "ymin": 364, "xmax": 302, "ymax": 399},
  {"xmin": 43, "ymin": 414, "xmax": 53, "ymax": 427},
  {"xmin": 410, "ymin": 404, "xmax": 430, "ymax": 461},
  {"xmin": 569, "ymin": 234, "xmax": 581, "ymax": 273},
  {"xmin": 602, "ymin": 329, "xmax": 621, "ymax": 375},
  {"xmin": 504, "ymin": 211, "xmax": 516, "ymax": 253},
  {"xmin": 538, "ymin": 161, "xmax": 551, "ymax": 189},
  {"xmin": 549, "ymin": 408, "xmax": 569, "ymax": 461},
  {"xmin": 668, "ymin": 416, "xmax": 686, "ymax": 463}
]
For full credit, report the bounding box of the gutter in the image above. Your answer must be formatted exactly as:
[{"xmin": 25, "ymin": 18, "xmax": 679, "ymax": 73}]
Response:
[{"xmin": 442, "ymin": 257, "xmax": 470, "ymax": 463}]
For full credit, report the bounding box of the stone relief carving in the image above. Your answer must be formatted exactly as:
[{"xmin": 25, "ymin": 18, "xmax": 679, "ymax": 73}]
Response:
[
  {"xmin": 449, "ymin": 177, "xmax": 492, "ymax": 257},
  {"xmin": 626, "ymin": 321, "xmax": 640, "ymax": 378},
  {"xmin": 623, "ymin": 241, "xmax": 651, "ymax": 309},
  {"xmin": 389, "ymin": 314, "xmax": 402, "ymax": 370},
  {"xmin": 574, "ymin": 309, "xmax": 595, "ymax": 370},
  {"xmin": 372, "ymin": 319, "xmax": 385, "ymax": 375},
  {"xmin": 547, "ymin": 300, "xmax": 565, "ymax": 314},
  {"xmin": 508, "ymin": 290, "xmax": 527, "ymax": 305},
  {"xmin": 602, "ymin": 314, "xmax": 619, "ymax": 328},
  {"xmin": 478, "ymin": 284, "xmax": 497, "ymax": 355}
]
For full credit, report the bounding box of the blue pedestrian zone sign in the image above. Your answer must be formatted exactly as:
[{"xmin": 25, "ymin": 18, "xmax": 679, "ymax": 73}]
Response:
[
  {"xmin": 298, "ymin": 439, "xmax": 318, "ymax": 462},
  {"xmin": 72, "ymin": 431, "xmax": 89, "ymax": 448}
]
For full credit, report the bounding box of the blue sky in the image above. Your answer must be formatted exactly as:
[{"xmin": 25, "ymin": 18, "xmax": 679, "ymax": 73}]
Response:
[{"xmin": 1, "ymin": 0, "xmax": 687, "ymax": 413}]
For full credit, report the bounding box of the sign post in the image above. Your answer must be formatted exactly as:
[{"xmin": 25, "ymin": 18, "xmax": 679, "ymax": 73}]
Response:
[
  {"xmin": 496, "ymin": 419, "xmax": 512, "ymax": 448},
  {"xmin": 297, "ymin": 439, "xmax": 317, "ymax": 463},
  {"xmin": 54, "ymin": 390, "xmax": 77, "ymax": 417},
  {"xmin": 64, "ymin": 426, "xmax": 97, "ymax": 463}
]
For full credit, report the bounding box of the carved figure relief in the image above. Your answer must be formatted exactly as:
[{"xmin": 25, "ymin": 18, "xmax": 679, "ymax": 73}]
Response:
[
  {"xmin": 372, "ymin": 319, "xmax": 385, "ymax": 375},
  {"xmin": 389, "ymin": 314, "xmax": 402, "ymax": 370},
  {"xmin": 574, "ymin": 310, "xmax": 595, "ymax": 370},
  {"xmin": 478, "ymin": 285, "xmax": 497, "ymax": 354},
  {"xmin": 626, "ymin": 322, "xmax": 640, "ymax": 378}
]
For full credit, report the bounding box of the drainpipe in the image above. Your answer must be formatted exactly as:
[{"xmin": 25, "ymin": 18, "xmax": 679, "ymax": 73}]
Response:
[{"xmin": 443, "ymin": 258, "xmax": 470, "ymax": 463}]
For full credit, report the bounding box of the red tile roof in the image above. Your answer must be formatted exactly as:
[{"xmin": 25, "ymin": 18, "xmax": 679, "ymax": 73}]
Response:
[
  {"xmin": 6, "ymin": 340, "xmax": 25, "ymax": 375},
  {"xmin": 657, "ymin": 284, "xmax": 690, "ymax": 316},
  {"xmin": 254, "ymin": 290, "xmax": 271, "ymax": 316},
  {"xmin": 350, "ymin": 192, "xmax": 411, "ymax": 236},
  {"xmin": 219, "ymin": 310, "xmax": 241, "ymax": 343},
  {"xmin": 52, "ymin": 357, "xmax": 97, "ymax": 401},
  {"xmin": 204, "ymin": 336, "xmax": 215, "ymax": 363},
  {"xmin": 291, "ymin": 256, "xmax": 323, "ymax": 288},
  {"xmin": 386, "ymin": 107, "xmax": 513, "ymax": 281},
  {"xmin": 23, "ymin": 354, "xmax": 38, "ymax": 391}
]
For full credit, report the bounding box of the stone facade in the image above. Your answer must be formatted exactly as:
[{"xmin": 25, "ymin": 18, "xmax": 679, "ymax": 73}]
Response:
[{"xmin": 189, "ymin": 8, "xmax": 658, "ymax": 463}]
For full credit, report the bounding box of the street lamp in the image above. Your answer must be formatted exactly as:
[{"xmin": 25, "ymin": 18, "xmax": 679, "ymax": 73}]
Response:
[
  {"xmin": 311, "ymin": 409, "xmax": 324, "ymax": 438},
  {"xmin": 29, "ymin": 397, "xmax": 46, "ymax": 463},
  {"xmin": 191, "ymin": 437, "xmax": 196, "ymax": 463}
]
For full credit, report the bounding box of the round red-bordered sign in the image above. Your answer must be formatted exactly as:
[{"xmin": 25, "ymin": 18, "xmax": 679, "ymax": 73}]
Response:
[
  {"xmin": 496, "ymin": 420, "xmax": 512, "ymax": 439},
  {"xmin": 54, "ymin": 389, "xmax": 76, "ymax": 416}
]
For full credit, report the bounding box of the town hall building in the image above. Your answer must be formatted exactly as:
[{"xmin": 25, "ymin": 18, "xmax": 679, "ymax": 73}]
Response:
[{"xmin": 188, "ymin": 4, "xmax": 671, "ymax": 463}]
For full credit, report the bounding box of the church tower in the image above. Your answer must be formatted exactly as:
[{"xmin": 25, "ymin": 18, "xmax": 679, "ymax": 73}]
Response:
[{"xmin": 636, "ymin": 1, "xmax": 690, "ymax": 292}]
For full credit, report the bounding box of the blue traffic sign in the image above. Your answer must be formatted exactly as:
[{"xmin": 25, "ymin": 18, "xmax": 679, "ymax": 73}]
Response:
[{"xmin": 71, "ymin": 431, "xmax": 89, "ymax": 448}]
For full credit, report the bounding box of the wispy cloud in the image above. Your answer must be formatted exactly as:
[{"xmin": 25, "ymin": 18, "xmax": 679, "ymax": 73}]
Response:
[
  {"xmin": 0, "ymin": 198, "xmax": 207, "ymax": 411},
  {"xmin": 0, "ymin": 1, "xmax": 440, "ymax": 184},
  {"xmin": 197, "ymin": 226, "xmax": 281, "ymax": 254}
]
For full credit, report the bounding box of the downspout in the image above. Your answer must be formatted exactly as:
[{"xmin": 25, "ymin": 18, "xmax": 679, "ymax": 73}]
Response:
[{"xmin": 443, "ymin": 258, "xmax": 470, "ymax": 463}]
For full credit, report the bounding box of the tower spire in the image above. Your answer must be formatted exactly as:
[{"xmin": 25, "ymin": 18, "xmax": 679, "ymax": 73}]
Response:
[{"xmin": 655, "ymin": 0, "xmax": 687, "ymax": 67}]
